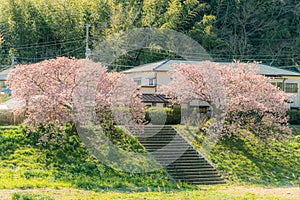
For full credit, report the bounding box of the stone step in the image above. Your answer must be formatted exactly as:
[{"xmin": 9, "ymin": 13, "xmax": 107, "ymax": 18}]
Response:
[
  {"xmin": 167, "ymin": 167, "xmax": 217, "ymax": 172},
  {"xmin": 176, "ymin": 177, "xmax": 224, "ymax": 182},
  {"xmin": 143, "ymin": 145, "xmax": 191, "ymax": 150},
  {"xmin": 155, "ymin": 159, "xmax": 208, "ymax": 165},
  {"xmin": 131, "ymin": 125, "xmax": 225, "ymax": 185},
  {"xmin": 148, "ymin": 147, "xmax": 196, "ymax": 152},
  {"xmin": 168, "ymin": 165, "xmax": 217, "ymax": 170},
  {"xmin": 150, "ymin": 154, "xmax": 204, "ymax": 159},
  {"xmin": 169, "ymin": 171, "xmax": 220, "ymax": 176},
  {"xmin": 138, "ymin": 132, "xmax": 177, "ymax": 136},
  {"xmin": 170, "ymin": 174, "xmax": 222, "ymax": 179},
  {"xmin": 139, "ymin": 139, "xmax": 188, "ymax": 143},
  {"xmin": 183, "ymin": 180, "xmax": 226, "ymax": 185},
  {"xmin": 137, "ymin": 136, "xmax": 177, "ymax": 140}
]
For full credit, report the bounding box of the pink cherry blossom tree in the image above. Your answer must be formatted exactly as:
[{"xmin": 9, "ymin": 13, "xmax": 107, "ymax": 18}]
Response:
[
  {"xmin": 7, "ymin": 57, "xmax": 83, "ymax": 126},
  {"xmin": 162, "ymin": 61, "xmax": 291, "ymax": 140},
  {"xmin": 7, "ymin": 57, "xmax": 144, "ymax": 142}
]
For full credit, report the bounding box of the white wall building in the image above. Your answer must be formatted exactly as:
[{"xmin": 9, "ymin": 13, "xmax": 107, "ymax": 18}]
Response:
[{"xmin": 124, "ymin": 59, "xmax": 300, "ymax": 109}]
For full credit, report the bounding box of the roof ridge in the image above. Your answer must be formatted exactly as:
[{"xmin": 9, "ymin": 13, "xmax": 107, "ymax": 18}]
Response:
[
  {"xmin": 0, "ymin": 66, "xmax": 11, "ymax": 73},
  {"xmin": 256, "ymin": 63, "xmax": 300, "ymax": 75},
  {"xmin": 153, "ymin": 59, "xmax": 172, "ymax": 71}
]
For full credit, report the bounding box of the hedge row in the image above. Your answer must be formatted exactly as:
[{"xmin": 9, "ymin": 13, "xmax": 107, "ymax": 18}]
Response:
[
  {"xmin": 145, "ymin": 107, "xmax": 209, "ymax": 125},
  {"xmin": 287, "ymin": 110, "xmax": 300, "ymax": 125},
  {"xmin": 145, "ymin": 107, "xmax": 181, "ymax": 125},
  {"xmin": 145, "ymin": 108, "xmax": 300, "ymax": 126}
]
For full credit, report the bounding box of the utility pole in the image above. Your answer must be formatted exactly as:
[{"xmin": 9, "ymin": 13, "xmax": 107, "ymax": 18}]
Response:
[
  {"xmin": 85, "ymin": 24, "xmax": 91, "ymax": 59},
  {"xmin": 11, "ymin": 53, "xmax": 15, "ymax": 68}
]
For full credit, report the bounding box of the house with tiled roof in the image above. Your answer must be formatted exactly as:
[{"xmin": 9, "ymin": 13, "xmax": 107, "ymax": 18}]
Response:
[{"xmin": 123, "ymin": 59, "xmax": 300, "ymax": 109}]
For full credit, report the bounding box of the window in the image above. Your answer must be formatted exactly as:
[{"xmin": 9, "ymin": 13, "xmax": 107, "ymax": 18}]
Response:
[
  {"xmin": 271, "ymin": 82, "xmax": 283, "ymax": 90},
  {"xmin": 199, "ymin": 106, "xmax": 208, "ymax": 113},
  {"xmin": 0, "ymin": 81, "xmax": 6, "ymax": 88},
  {"xmin": 277, "ymin": 82, "xmax": 283, "ymax": 90},
  {"xmin": 149, "ymin": 79, "xmax": 155, "ymax": 86},
  {"xmin": 285, "ymin": 83, "xmax": 298, "ymax": 93},
  {"xmin": 134, "ymin": 79, "xmax": 141, "ymax": 85},
  {"xmin": 151, "ymin": 102, "xmax": 157, "ymax": 107}
]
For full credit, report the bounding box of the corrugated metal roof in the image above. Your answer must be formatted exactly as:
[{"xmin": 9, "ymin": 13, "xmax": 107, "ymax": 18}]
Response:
[
  {"xmin": 257, "ymin": 64, "xmax": 300, "ymax": 76},
  {"xmin": 154, "ymin": 60, "xmax": 202, "ymax": 71},
  {"xmin": 142, "ymin": 94, "xmax": 169, "ymax": 103},
  {"xmin": 0, "ymin": 67, "xmax": 12, "ymax": 81},
  {"xmin": 123, "ymin": 59, "xmax": 300, "ymax": 76},
  {"xmin": 218, "ymin": 62, "xmax": 300, "ymax": 76},
  {"xmin": 123, "ymin": 60, "xmax": 168, "ymax": 73}
]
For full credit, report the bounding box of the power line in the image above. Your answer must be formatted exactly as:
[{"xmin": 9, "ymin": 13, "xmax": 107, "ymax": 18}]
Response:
[{"xmin": 1, "ymin": 37, "xmax": 85, "ymax": 50}]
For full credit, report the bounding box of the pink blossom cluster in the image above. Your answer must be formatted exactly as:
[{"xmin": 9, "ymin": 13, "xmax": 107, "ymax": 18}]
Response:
[
  {"xmin": 7, "ymin": 57, "xmax": 144, "ymax": 143},
  {"xmin": 162, "ymin": 61, "xmax": 291, "ymax": 139}
]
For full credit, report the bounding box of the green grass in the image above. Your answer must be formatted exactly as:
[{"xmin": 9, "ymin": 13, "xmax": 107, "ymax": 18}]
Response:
[
  {"xmin": 0, "ymin": 125, "xmax": 179, "ymax": 191},
  {"xmin": 0, "ymin": 124, "xmax": 299, "ymax": 199},
  {"xmin": 175, "ymin": 125, "xmax": 300, "ymax": 186}
]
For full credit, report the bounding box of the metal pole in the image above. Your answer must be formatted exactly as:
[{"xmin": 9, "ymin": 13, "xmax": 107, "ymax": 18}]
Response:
[
  {"xmin": 11, "ymin": 53, "xmax": 15, "ymax": 68},
  {"xmin": 85, "ymin": 24, "xmax": 91, "ymax": 59}
]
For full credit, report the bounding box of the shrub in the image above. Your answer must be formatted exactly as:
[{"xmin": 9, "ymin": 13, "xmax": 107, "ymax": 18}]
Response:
[
  {"xmin": 145, "ymin": 107, "xmax": 210, "ymax": 125},
  {"xmin": 287, "ymin": 110, "xmax": 300, "ymax": 125},
  {"xmin": 145, "ymin": 107, "xmax": 181, "ymax": 125},
  {"xmin": 167, "ymin": 107, "xmax": 181, "ymax": 124},
  {"xmin": 12, "ymin": 192, "xmax": 54, "ymax": 200}
]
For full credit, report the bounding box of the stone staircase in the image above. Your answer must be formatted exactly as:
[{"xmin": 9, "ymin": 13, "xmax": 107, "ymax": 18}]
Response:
[{"xmin": 130, "ymin": 125, "xmax": 225, "ymax": 185}]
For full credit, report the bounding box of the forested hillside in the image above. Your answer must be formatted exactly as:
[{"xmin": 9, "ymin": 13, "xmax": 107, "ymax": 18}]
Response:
[{"xmin": 0, "ymin": 0, "xmax": 299, "ymax": 69}]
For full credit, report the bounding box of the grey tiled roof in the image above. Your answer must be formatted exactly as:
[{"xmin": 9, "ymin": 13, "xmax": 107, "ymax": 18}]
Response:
[{"xmin": 142, "ymin": 94, "xmax": 169, "ymax": 103}]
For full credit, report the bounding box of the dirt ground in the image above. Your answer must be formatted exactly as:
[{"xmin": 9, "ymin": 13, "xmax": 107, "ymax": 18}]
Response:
[
  {"xmin": 0, "ymin": 186, "xmax": 299, "ymax": 199},
  {"xmin": 218, "ymin": 186, "xmax": 300, "ymax": 199}
]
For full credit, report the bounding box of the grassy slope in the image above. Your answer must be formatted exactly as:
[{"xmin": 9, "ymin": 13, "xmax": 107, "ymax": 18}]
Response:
[
  {"xmin": 175, "ymin": 125, "xmax": 300, "ymax": 186},
  {"xmin": 0, "ymin": 125, "xmax": 299, "ymax": 199},
  {"xmin": 0, "ymin": 126, "xmax": 178, "ymax": 190}
]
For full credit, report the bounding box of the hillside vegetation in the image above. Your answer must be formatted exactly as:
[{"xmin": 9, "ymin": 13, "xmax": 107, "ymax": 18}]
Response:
[
  {"xmin": 0, "ymin": 125, "xmax": 177, "ymax": 190},
  {"xmin": 0, "ymin": 124, "xmax": 299, "ymax": 191},
  {"xmin": 0, "ymin": 0, "xmax": 299, "ymax": 68},
  {"xmin": 176, "ymin": 125, "xmax": 300, "ymax": 186}
]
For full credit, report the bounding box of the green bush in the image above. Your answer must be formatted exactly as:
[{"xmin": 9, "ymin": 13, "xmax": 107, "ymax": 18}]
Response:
[
  {"xmin": 287, "ymin": 110, "xmax": 300, "ymax": 125},
  {"xmin": 145, "ymin": 107, "xmax": 181, "ymax": 125},
  {"xmin": 167, "ymin": 107, "xmax": 181, "ymax": 124},
  {"xmin": 145, "ymin": 107, "xmax": 209, "ymax": 125},
  {"xmin": 12, "ymin": 192, "xmax": 54, "ymax": 200}
]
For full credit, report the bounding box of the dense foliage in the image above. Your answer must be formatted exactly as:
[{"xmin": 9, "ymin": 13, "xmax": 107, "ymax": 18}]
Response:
[
  {"xmin": 0, "ymin": 0, "xmax": 299, "ymax": 68},
  {"xmin": 287, "ymin": 110, "xmax": 300, "ymax": 125}
]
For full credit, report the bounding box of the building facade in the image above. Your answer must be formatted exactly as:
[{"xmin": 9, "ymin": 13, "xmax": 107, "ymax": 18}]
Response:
[{"xmin": 124, "ymin": 59, "xmax": 300, "ymax": 109}]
